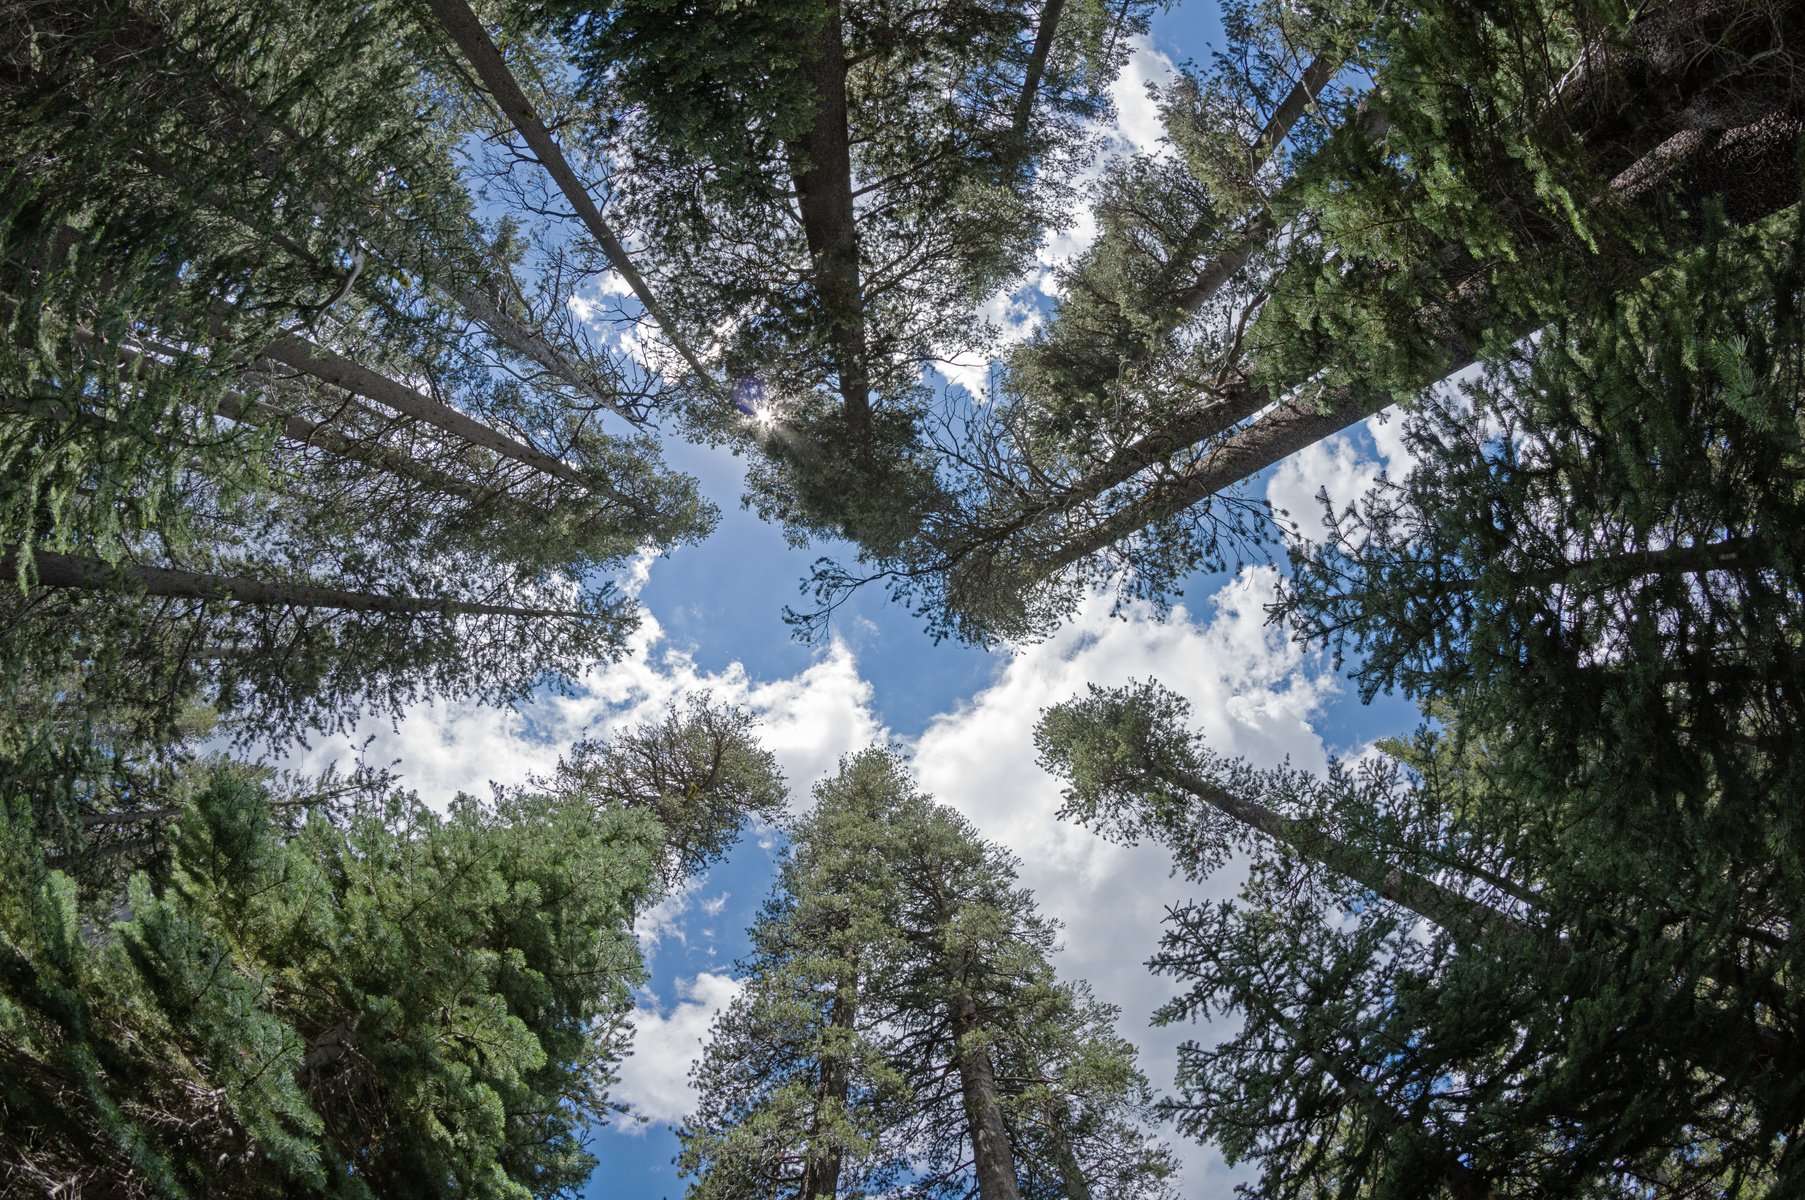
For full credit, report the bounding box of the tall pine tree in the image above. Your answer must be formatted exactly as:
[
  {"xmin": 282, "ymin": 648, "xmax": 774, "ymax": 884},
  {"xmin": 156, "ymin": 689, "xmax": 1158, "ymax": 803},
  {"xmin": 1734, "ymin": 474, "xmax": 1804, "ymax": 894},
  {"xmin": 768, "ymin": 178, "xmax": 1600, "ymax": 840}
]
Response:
[{"xmin": 679, "ymin": 749, "xmax": 1175, "ymax": 1200}]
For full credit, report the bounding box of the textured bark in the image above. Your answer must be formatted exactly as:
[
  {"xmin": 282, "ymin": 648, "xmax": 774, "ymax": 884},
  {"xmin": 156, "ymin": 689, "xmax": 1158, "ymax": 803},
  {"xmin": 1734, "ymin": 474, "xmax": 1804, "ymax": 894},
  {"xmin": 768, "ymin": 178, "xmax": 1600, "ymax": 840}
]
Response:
[
  {"xmin": 1140, "ymin": 756, "xmax": 1796, "ymax": 1086},
  {"xmin": 1043, "ymin": 1109, "xmax": 1096, "ymax": 1200},
  {"xmin": 416, "ymin": 0, "xmax": 715, "ymax": 386},
  {"xmin": 1146, "ymin": 759, "xmax": 1518, "ymax": 946},
  {"xmin": 5, "ymin": 547, "xmax": 597, "ymax": 619},
  {"xmin": 950, "ymin": 989, "xmax": 1022, "ymax": 1200},
  {"xmin": 974, "ymin": 0, "xmax": 1804, "ymax": 595},
  {"xmin": 786, "ymin": 0, "xmax": 874, "ymax": 439}
]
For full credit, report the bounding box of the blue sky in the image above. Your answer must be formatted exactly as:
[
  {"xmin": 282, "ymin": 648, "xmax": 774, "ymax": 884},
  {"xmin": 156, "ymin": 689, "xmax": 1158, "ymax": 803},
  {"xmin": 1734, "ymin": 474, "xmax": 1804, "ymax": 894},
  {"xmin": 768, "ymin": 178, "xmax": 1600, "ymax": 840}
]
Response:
[{"xmin": 289, "ymin": 6, "xmax": 1431, "ymax": 1196}]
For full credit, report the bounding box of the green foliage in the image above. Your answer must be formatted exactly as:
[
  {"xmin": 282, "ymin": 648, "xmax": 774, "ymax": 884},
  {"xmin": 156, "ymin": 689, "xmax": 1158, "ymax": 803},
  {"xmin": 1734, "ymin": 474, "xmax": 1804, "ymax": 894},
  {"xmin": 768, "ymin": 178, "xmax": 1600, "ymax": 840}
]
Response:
[
  {"xmin": 1037, "ymin": 682, "xmax": 1804, "ymax": 1195},
  {"xmin": 1035, "ymin": 206, "xmax": 1805, "ymax": 1190},
  {"xmin": 533, "ymin": 695, "xmax": 788, "ymax": 885},
  {"xmin": 680, "ymin": 749, "xmax": 1176, "ymax": 1200},
  {"xmin": 0, "ymin": 0, "xmax": 719, "ymax": 791},
  {"xmin": 0, "ymin": 765, "xmax": 665, "ymax": 1199},
  {"xmin": 540, "ymin": 0, "xmax": 1158, "ymax": 556},
  {"xmin": 798, "ymin": 0, "xmax": 1805, "ymax": 645}
]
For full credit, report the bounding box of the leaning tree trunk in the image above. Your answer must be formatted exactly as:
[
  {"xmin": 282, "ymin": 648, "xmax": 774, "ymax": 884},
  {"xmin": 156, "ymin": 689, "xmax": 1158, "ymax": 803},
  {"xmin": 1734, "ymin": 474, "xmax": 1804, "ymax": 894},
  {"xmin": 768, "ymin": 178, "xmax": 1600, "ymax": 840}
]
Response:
[
  {"xmin": 971, "ymin": 0, "xmax": 1805, "ymax": 595},
  {"xmin": 1131, "ymin": 754, "xmax": 1796, "ymax": 1091},
  {"xmin": 4, "ymin": 547, "xmax": 598, "ymax": 620},
  {"xmin": 415, "ymin": 0, "xmax": 716, "ymax": 388},
  {"xmin": 796, "ymin": 976, "xmax": 858, "ymax": 1199}
]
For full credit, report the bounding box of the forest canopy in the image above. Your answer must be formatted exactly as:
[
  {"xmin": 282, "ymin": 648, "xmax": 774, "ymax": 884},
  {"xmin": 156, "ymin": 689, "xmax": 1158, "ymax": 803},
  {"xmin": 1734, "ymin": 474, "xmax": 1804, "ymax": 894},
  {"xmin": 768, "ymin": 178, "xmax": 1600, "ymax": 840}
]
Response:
[{"xmin": 2, "ymin": 0, "xmax": 1801, "ymax": 1196}]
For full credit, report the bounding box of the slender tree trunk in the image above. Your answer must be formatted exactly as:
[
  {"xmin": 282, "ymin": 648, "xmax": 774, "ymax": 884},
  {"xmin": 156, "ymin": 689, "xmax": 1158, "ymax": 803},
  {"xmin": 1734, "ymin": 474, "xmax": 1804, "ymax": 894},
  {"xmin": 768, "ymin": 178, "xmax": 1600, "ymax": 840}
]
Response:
[
  {"xmin": 949, "ymin": 988, "xmax": 1021, "ymax": 1200},
  {"xmin": 979, "ymin": 1, "xmax": 1803, "ymax": 592},
  {"xmin": 415, "ymin": 0, "xmax": 716, "ymax": 388},
  {"xmin": 1042, "ymin": 1104, "xmax": 1095, "ymax": 1200},
  {"xmin": 1145, "ymin": 759, "xmax": 1514, "ymax": 946},
  {"xmin": 94, "ymin": 333, "xmax": 557, "ymax": 512},
  {"xmin": 253, "ymin": 331, "xmax": 655, "ymax": 517},
  {"xmin": 214, "ymin": 388, "xmax": 531, "ymax": 509},
  {"xmin": 1139, "ymin": 755, "xmax": 1796, "ymax": 1086},
  {"xmin": 4, "ymin": 547, "xmax": 599, "ymax": 620},
  {"xmin": 1009, "ymin": 0, "xmax": 1068, "ymax": 147},
  {"xmin": 430, "ymin": 270, "xmax": 655, "ymax": 425},
  {"xmin": 936, "ymin": 56, "xmax": 1345, "ymax": 554},
  {"xmin": 797, "ymin": 978, "xmax": 858, "ymax": 1199},
  {"xmin": 785, "ymin": 0, "xmax": 874, "ymax": 441}
]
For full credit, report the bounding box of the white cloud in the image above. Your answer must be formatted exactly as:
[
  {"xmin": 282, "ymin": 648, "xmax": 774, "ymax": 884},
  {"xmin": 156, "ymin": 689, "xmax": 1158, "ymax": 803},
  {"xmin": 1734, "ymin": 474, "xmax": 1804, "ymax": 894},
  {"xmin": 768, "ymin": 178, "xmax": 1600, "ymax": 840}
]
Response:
[
  {"xmin": 1266, "ymin": 427, "xmax": 1383, "ymax": 542},
  {"xmin": 567, "ymin": 293, "xmax": 599, "ymax": 324},
  {"xmin": 634, "ymin": 880, "xmax": 701, "ymax": 950},
  {"xmin": 1265, "ymin": 403, "xmax": 1432, "ymax": 546},
  {"xmin": 615, "ymin": 972, "xmax": 744, "ymax": 1127},
  {"xmin": 276, "ymin": 607, "xmax": 886, "ymax": 809},
  {"xmin": 908, "ymin": 568, "xmax": 1337, "ymax": 1191},
  {"xmin": 1108, "ymin": 38, "xmax": 1176, "ymax": 159},
  {"xmin": 1038, "ymin": 39, "xmax": 1178, "ymax": 272}
]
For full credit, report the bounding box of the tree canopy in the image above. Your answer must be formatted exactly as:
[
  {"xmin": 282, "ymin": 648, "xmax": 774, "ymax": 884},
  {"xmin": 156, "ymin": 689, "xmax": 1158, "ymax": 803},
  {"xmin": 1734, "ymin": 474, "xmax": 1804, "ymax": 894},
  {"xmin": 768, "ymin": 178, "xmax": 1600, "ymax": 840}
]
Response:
[
  {"xmin": 679, "ymin": 749, "xmax": 1177, "ymax": 1200},
  {"xmin": 3, "ymin": 0, "xmax": 1803, "ymax": 1194}
]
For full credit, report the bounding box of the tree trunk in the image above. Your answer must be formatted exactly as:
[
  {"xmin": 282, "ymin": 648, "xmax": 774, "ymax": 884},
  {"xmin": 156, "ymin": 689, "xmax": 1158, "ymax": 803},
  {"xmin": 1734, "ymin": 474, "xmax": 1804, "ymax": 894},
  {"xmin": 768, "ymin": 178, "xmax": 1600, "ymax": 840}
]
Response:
[
  {"xmin": 785, "ymin": 0, "xmax": 874, "ymax": 440},
  {"xmin": 1008, "ymin": 0, "xmax": 1069, "ymax": 147},
  {"xmin": 4, "ymin": 547, "xmax": 599, "ymax": 620},
  {"xmin": 1042, "ymin": 1104, "xmax": 1095, "ymax": 1200},
  {"xmin": 252, "ymin": 331, "xmax": 655, "ymax": 516},
  {"xmin": 797, "ymin": 979, "xmax": 857, "ymax": 1199},
  {"xmin": 950, "ymin": 988, "xmax": 1021, "ymax": 1200},
  {"xmin": 1034, "ymin": 104, "xmax": 1803, "ymax": 582},
  {"xmin": 415, "ymin": 0, "xmax": 716, "ymax": 388},
  {"xmin": 90, "ymin": 331, "xmax": 558, "ymax": 512},
  {"xmin": 1139, "ymin": 755, "xmax": 1796, "ymax": 1087},
  {"xmin": 1146, "ymin": 759, "xmax": 1515, "ymax": 946},
  {"xmin": 972, "ymin": 0, "xmax": 1803, "ymax": 596}
]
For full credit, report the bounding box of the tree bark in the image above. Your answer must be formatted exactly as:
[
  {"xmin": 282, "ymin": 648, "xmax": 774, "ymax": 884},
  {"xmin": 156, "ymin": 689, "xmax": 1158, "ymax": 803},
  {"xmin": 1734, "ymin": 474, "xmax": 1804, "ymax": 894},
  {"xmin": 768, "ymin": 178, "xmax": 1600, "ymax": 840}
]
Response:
[
  {"xmin": 1145, "ymin": 759, "xmax": 1516, "ymax": 947},
  {"xmin": 415, "ymin": 0, "xmax": 717, "ymax": 389},
  {"xmin": 1138, "ymin": 755, "xmax": 1796, "ymax": 1086},
  {"xmin": 785, "ymin": 0, "xmax": 874, "ymax": 440},
  {"xmin": 958, "ymin": 0, "xmax": 1803, "ymax": 600},
  {"xmin": 253, "ymin": 331, "xmax": 654, "ymax": 516},
  {"xmin": 950, "ymin": 988, "xmax": 1022, "ymax": 1200},
  {"xmin": 1009, "ymin": 0, "xmax": 1069, "ymax": 147},
  {"xmin": 4, "ymin": 547, "xmax": 599, "ymax": 620},
  {"xmin": 1042, "ymin": 1104, "xmax": 1095, "ymax": 1200}
]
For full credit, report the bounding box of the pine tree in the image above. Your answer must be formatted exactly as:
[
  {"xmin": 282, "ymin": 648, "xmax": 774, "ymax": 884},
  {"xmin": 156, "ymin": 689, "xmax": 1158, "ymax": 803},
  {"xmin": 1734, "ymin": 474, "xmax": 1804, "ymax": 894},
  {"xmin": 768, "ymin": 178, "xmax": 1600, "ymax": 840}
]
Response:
[
  {"xmin": 0, "ymin": 700, "xmax": 786, "ymax": 1197},
  {"xmin": 679, "ymin": 749, "xmax": 1176, "ymax": 1200},
  {"xmin": 531, "ymin": 0, "xmax": 1159, "ymax": 553},
  {"xmin": 787, "ymin": 0, "xmax": 1805, "ymax": 644},
  {"xmin": 1, "ymin": 0, "xmax": 717, "ymax": 801},
  {"xmin": 1036, "ymin": 678, "xmax": 1804, "ymax": 1195}
]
